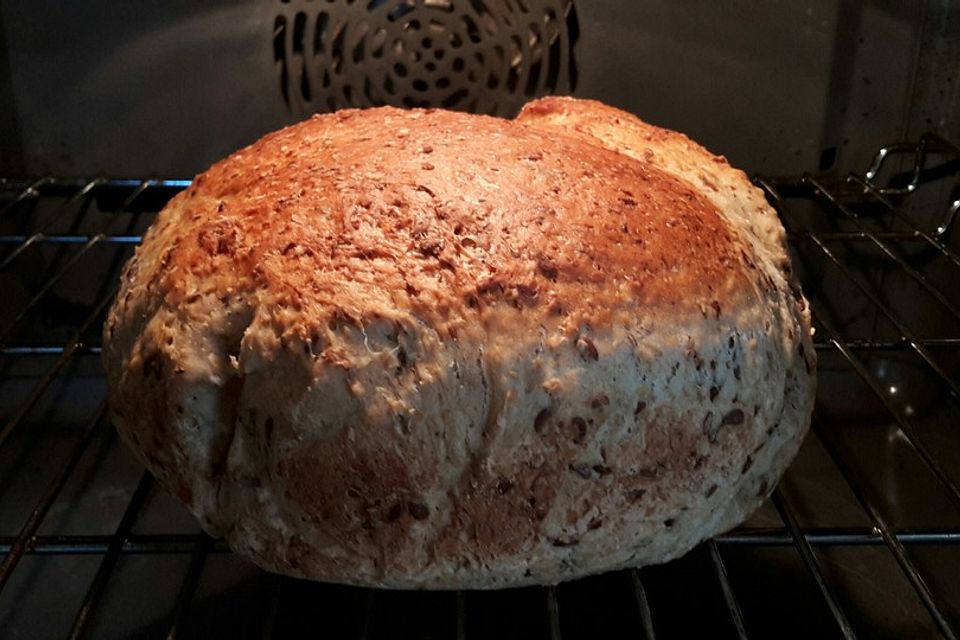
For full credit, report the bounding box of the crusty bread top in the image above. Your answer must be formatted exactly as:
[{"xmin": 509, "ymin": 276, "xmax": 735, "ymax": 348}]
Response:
[
  {"xmin": 122, "ymin": 104, "xmax": 764, "ymax": 352},
  {"xmin": 518, "ymin": 97, "xmax": 794, "ymax": 285}
]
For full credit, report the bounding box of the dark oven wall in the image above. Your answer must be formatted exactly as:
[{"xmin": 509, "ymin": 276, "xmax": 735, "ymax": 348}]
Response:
[{"xmin": 1, "ymin": 0, "xmax": 958, "ymax": 179}]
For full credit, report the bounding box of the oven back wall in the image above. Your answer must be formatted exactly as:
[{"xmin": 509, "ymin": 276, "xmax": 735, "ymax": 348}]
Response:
[{"xmin": 0, "ymin": 0, "xmax": 955, "ymax": 178}]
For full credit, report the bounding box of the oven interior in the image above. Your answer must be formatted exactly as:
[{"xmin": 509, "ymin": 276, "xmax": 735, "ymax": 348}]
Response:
[{"xmin": 1, "ymin": 1, "xmax": 959, "ymax": 638}]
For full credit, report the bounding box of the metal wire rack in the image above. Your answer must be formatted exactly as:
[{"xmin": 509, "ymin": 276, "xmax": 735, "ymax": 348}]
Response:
[{"xmin": 0, "ymin": 135, "xmax": 958, "ymax": 639}]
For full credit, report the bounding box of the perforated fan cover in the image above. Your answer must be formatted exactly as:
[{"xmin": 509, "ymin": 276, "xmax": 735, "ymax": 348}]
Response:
[{"xmin": 274, "ymin": 0, "xmax": 579, "ymax": 116}]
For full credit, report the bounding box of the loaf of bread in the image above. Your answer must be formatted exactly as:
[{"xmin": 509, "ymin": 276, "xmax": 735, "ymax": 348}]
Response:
[{"xmin": 102, "ymin": 97, "xmax": 815, "ymax": 588}]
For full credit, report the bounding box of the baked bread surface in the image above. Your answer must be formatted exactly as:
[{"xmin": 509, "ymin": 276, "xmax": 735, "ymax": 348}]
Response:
[{"xmin": 103, "ymin": 97, "xmax": 815, "ymax": 588}]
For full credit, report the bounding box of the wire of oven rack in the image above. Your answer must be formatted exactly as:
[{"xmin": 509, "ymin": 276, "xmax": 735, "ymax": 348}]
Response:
[
  {"xmin": 0, "ymin": 138, "xmax": 958, "ymax": 638},
  {"xmin": 66, "ymin": 472, "xmax": 154, "ymax": 640},
  {"xmin": 851, "ymin": 173, "xmax": 960, "ymax": 266},
  {"xmin": 807, "ymin": 176, "xmax": 960, "ymax": 319},
  {"xmin": 767, "ymin": 174, "xmax": 960, "ymax": 639},
  {"xmin": 865, "ymin": 132, "xmax": 960, "ymax": 189},
  {"xmin": 759, "ymin": 180, "xmax": 960, "ymax": 404},
  {"xmin": 756, "ymin": 181, "xmax": 959, "ymax": 638},
  {"xmin": 0, "ymin": 292, "xmax": 115, "ymax": 453},
  {"xmin": 0, "ymin": 177, "xmax": 53, "ymax": 218},
  {"xmin": 2, "ymin": 526, "xmax": 960, "ymax": 555},
  {"xmin": 0, "ymin": 179, "xmax": 101, "ymax": 272},
  {"xmin": 821, "ymin": 310, "xmax": 960, "ymax": 505},
  {"xmin": 164, "ymin": 534, "xmax": 211, "ymax": 639},
  {"xmin": 707, "ymin": 539, "xmax": 749, "ymax": 640},
  {"xmin": 813, "ymin": 414, "xmax": 958, "ymax": 640},
  {"xmin": 458, "ymin": 592, "xmax": 471, "ymax": 640},
  {"xmin": 358, "ymin": 588, "xmax": 378, "ymax": 640},
  {"xmin": 0, "ymin": 403, "xmax": 107, "ymax": 592},
  {"xmin": 629, "ymin": 569, "xmax": 656, "ymax": 639},
  {"xmin": 545, "ymin": 586, "xmax": 563, "ymax": 640},
  {"xmin": 260, "ymin": 576, "xmax": 285, "ymax": 638},
  {"xmin": 756, "ymin": 178, "xmax": 960, "ymax": 507},
  {"xmin": 771, "ymin": 488, "xmax": 857, "ymax": 639},
  {"xmin": 862, "ymin": 133, "xmax": 960, "ymax": 242}
]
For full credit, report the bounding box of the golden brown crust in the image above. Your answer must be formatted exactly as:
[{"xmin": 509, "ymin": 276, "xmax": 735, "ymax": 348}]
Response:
[
  {"xmin": 517, "ymin": 96, "xmax": 797, "ymax": 285},
  {"xmin": 103, "ymin": 99, "xmax": 815, "ymax": 588},
  {"xmin": 146, "ymin": 106, "xmax": 752, "ymax": 330}
]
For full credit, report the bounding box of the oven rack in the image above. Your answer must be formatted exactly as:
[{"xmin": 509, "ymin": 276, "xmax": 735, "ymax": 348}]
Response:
[{"xmin": 0, "ymin": 135, "xmax": 958, "ymax": 639}]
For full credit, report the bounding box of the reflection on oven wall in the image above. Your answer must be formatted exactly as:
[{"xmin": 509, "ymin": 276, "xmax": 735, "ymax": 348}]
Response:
[{"xmin": 0, "ymin": 0, "xmax": 957, "ymax": 179}]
